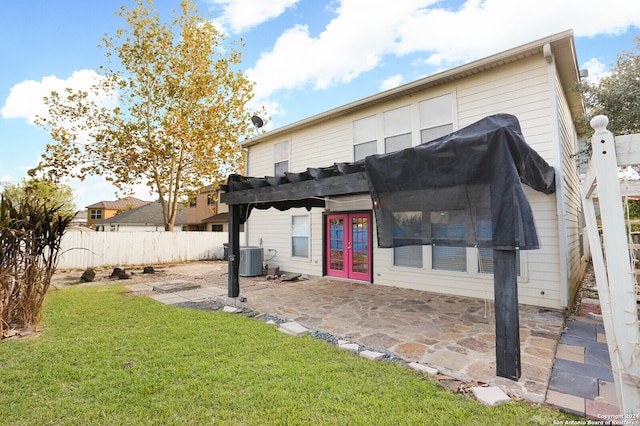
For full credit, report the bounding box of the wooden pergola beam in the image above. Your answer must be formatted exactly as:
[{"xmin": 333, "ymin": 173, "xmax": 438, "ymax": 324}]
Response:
[{"xmin": 221, "ymin": 173, "xmax": 370, "ymax": 205}]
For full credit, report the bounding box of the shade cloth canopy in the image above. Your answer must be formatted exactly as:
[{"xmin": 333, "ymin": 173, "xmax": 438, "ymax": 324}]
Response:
[{"xmin": 364, "ymin": 114, "xmax": 555, "ymax": 250}]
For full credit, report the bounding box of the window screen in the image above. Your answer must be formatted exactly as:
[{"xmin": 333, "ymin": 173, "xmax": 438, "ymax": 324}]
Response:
[
  {"xmin": 475, "ymin": 210, "xmax": 521, "ymax": 275},
  {"xmin": 384, "ymin": 106, "xmax": 411, "ymax": 153},
  {"xmin": 274, "ymin": 141, "xmax": 289, "ymax": 176},
  {"xmin": 419, "ymin": 94, "xmax": 453, "ymax": 143},
  {"xmin": 392, "ymin": 211, "xmax": 423, "ymax": 268},
  {"xmin": 431, "ymin": 210, "xmax": 466, "ymax": 272},
  {"xmin": 354, "ymin": 141, "xmax": 377, "ymax": 161},
  {"xmin": 353, "ymin": 116, "xmax": 377, "ymax": 161},
  {"xmin": 292, "ymin": 215, "xmax": 309, "ymax": 258}
]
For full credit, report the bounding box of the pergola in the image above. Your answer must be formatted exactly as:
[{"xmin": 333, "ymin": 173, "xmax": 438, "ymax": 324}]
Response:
[{"xmin": 221, "ymin": 114, "xmax": 556, "ymax": 380}]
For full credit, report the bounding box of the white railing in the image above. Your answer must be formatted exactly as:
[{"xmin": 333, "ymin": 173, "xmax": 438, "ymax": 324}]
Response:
[
  {"xmin": 581, "ymin": 115, "xmax": 640, "ymax": 415},
  {"xmin": 56, "ymin": 231, "xmax": 243, "ymax": 269}
]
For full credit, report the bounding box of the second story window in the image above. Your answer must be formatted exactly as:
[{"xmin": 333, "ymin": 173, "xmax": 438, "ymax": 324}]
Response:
[
  {"xmin": 353, "ymin": 115, "xmax": 377, "ymax": 161},
  {"xmin": 90, "ymin": 209, "xmax": 103, "ymax": 220},
  {"xmin": 207, "ymin": 194, "xmax": 215, "ymax": 205},
  {"xmin": 420, "ymin": 93, "xmax": 454, "ymax": 143},
  {"xmin": 274, "ymin": 141, "xmax": 289, "ymax": 176},
  {"xmin": 384, "ymin": 105, "xmax": 412, "ymax": 153}
]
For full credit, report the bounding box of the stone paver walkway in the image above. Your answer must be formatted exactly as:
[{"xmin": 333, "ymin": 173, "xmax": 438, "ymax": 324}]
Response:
[{"xmin": 126, "ymin": 270, "xmax": 563, "ymax": 404}]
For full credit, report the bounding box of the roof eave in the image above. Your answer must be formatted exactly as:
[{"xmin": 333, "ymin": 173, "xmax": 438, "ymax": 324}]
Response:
[{"xmin": 240, "ymin": 29, "xmax": 580, "ymax": 148}]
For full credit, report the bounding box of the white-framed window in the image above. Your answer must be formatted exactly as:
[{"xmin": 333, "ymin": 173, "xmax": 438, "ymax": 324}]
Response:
[
  {"xmin": 476, "ymin": 248, "xmax": 521, "ymax": 276},
  {"xmin": 392, "ymin": 211, "xmax": 423, "ymax": 268},
  {"xmin": 353, "ymin": 115, "xmax": 377, "ymax": 161},
  {"xmin": 90, "ymin": 209, "xmax": 103, "ymax": 220},
  {"xmin": 384, "ymin": 105, "xmax": 412, "ymax": 153},
  {"xmin": 419, "ymin": 93, "xmax": 454, "ymax": 143},
  {"xmin": 431, "ymin": 209, "xmax": 467, "ymax": 272},
  {"xmin": 291, "ymin": 215, "xmax": 309, "ymax": 258},
  {"xmin": 274, "ymin": 141, "xmax": 289, "ymax": 176},
  {"xmin": 474, "ymin": 210, "xmax": 521, "ymax": 275}
]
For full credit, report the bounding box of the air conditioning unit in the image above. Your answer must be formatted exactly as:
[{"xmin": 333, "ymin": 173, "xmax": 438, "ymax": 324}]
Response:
[{"xmin": 239, "ymin": 247, "xmax": 264, "ymax": 277}]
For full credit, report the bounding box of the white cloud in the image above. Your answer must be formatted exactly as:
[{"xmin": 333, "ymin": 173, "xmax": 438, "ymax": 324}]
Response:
[
  {"xmin": 208, "ymin": 0, "xmax": 300, "ymax": 33},
  {"xmin": 380, "ymin": 74, "xmax": 405, "ymax": 92},
  {"xmin": 0, "ymin": 69, "xmax": 116, "ymax": 125},
  {"xmin": 582, "ymin": 58, "xmax": 610, "ymax": 84},
  {"xmin": 247, "ymin": 0, "xmax": 640, "ymax": 109},
  {"xmin": 72, "ymin": 176, "xmax": 155, "ymax": 210}
]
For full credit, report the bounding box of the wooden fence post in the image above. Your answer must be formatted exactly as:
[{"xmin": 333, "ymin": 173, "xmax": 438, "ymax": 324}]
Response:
[{"xmin": 582, "ymin": 115, "xmax": 640, "ymax": 414}]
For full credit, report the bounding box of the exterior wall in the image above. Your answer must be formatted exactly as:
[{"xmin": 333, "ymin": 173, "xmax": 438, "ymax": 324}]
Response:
[
  {"xmin": 554, "ymin": 68, "xmax": 588, "ymax": 306},
  {"xmin": 187, "ymin": 189, "xmax": 218, "ymax": 229},
  {"xmin": 87, "ymin": 208, "xmax": 119, "ymax": 228},
  {"xmin": 244, "ymin": 54, "xmax": 579, "ymax": 309}
]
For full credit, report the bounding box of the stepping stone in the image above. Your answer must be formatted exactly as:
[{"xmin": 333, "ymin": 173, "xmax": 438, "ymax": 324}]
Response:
[
  {"xmin": 281, "ymin": 273, "xmax": 301, "ymax": 281},
  {"xmin": 339, "ymin": 342, "xmax": 359, "ymax": 352},
  {"xmin": 279, "ymin": 321, "xmax": 309, "ymax": 336},
  {"xmin": 153, "ymin": 281, "xmax": 200, "ymax": 293},
  {"xmin": 223, "ymin": 306, "xmax": 240, "ymax": 313},
  {"xmin": 409, "ymin": 362, "xmax": 439, "ymax": 376},
  {"xmin": 471, "ymin": 386, "xmax": 511, "ymax": 406},
  {"xmin": 360, "ymin": 350, "xmax": 385, "ymax": 360}
]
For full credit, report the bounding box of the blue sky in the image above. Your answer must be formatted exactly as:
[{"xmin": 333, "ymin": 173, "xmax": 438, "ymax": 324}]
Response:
[{"xmin": 1, "ymin": 0, "xmax": 639, "ymax": 209}]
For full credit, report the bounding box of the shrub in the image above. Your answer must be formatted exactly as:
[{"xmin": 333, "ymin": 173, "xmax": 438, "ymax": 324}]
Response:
[{"xmin": 0, "ymin": 195, "xmax": 73, "ymax": 338}]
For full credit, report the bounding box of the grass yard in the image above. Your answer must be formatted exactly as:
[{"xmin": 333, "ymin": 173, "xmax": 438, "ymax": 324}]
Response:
[{"xmin": 0, "ymin": 284, "xmax": 577, "ymax": 425}]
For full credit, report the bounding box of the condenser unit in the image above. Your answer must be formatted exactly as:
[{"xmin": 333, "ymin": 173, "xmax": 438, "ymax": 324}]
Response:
[{"xmin": 239, "ymin": 247, "xmax": 264, "ymax": 277}]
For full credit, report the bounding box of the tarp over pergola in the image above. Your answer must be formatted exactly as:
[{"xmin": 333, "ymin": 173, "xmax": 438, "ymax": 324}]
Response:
[{"xmin": 221, "ymin": 113, "xmax": 556, "ymax": 380}]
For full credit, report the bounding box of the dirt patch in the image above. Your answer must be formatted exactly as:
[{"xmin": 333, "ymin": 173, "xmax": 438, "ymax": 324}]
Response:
[{"xmin": 51, "ymin": 260, "xmax": 229, "ymax": 288}]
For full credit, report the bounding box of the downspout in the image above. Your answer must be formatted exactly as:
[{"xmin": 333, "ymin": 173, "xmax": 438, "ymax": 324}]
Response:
[
  {"xmin": 243, "ymin": 147, "xmax": 249, "ymax": 247},
  {"xmin": 544, "ymin": 43, "xmax": 570, "ymax": 308}
]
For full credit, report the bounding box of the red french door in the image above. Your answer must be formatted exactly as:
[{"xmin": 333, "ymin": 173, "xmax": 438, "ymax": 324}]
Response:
[{"xmin": 326, "ymin": 213, "xmax": 371, "ymax": 281}]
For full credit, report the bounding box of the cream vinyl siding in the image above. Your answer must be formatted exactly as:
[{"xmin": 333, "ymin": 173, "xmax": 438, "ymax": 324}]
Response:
[
  {"xmin": 554, "ymin": 70, "xmax": 588, "ymax": 305},
  {"xmin": 248, "ymin": 207, "xmax": 325, "ymax": 277},
  {"xmin": 242, "ymin": 50, "xmax": 580, "ymax": 309},
  {"xmin": 291, "ymin": 122, "xmax": 352, "ymax": 170}
]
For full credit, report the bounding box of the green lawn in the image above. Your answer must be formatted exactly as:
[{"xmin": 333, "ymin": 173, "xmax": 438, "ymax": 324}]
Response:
[{"xmin": 0, "ymin": 284, "xmax": 577, "ymax": 425}]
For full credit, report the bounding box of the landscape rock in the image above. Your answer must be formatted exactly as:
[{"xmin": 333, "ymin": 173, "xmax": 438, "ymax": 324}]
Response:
[{"xmin": 80, "ymin": 268, "xmax": 96, "ymax": 282}]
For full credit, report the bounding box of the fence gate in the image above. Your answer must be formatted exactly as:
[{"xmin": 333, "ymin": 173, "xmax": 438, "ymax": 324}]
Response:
[{"xmin": 581, "ymin": 115, "xmax": 640, "ymax": 414}]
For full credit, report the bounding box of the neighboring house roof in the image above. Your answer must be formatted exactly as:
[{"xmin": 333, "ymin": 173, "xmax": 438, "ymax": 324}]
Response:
[
  {"xmin": 201, "ymin": 212, "xmax": 228, "ymax": 223},
  {"xmin": 241, "ymin": 29, "xmax": 582, "ymax": 148},
  {"xmin": 97, "ymin": 202, "xmax": 188, "ymax": 226},
  {"xmin": 86, "ymin": 196, "xmax": 149, "ymax": 210}
]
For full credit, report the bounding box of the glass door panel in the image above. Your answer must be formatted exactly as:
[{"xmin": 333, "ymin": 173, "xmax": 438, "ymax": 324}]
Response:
[
  {"xmin": 349, "ymin": 215, "xmax": 370, "ymax": 280},
  {"xmin": 327, "ymin": 215, "xmax": 348, "ymax": 278},
  {"xmin": 325, "ymin": 213, "xmax": 371, "ymax": 281}
]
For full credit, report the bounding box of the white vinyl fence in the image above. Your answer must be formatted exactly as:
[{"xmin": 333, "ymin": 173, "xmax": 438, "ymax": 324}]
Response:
[{"xmin": 57, "ymin": 231, "xmax": 243, "ymax": 269}]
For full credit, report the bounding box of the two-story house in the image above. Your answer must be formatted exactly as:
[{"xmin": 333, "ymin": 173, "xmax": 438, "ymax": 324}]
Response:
[
  {"xmin": 85, "ymin": 196, "xmax": 149, "ymax": 229},
  {"xmin": 186, "ymin": 184, "xmax": 235, "ymax": 232},
  {"xmin": 223, "ymin": 30, "xmax": 588, "ymax": 310}
]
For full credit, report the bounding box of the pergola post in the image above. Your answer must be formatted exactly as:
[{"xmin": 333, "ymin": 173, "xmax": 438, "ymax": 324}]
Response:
[
  {"xmin": 227, "ymin": 203, "xmax": 241, "ymax": 298},
  {"xmin": 493, "ymin": 249, "xmax": 521, "ymax": 380}
]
